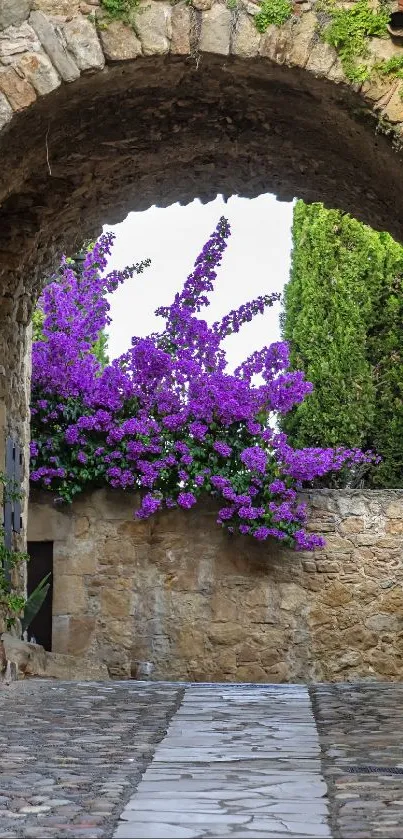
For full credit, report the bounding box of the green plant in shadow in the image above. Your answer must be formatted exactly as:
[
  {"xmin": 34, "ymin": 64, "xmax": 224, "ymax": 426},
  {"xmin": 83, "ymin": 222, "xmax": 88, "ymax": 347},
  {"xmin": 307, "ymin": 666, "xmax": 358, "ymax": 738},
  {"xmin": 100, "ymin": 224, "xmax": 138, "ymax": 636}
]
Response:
[
  {"xmin": 21, "ymin": 574, "xmax": 51, "ymax": 636},
  {"xmin": 319, "ymin": 0, "xmax": 390, "ymax": 83},
  {"xmin": 0, "ymin": 471, "xmax": 28, "ymax": 631},
  {"xmin": 99, "ymin": 0, "xmax": 140, "ymax": 27}
]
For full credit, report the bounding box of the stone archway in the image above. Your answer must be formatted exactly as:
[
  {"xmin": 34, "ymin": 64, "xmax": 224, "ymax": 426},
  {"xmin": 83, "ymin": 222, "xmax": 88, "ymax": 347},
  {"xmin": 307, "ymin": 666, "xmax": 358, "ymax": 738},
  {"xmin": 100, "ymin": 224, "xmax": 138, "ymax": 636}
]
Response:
[{"xmin": 2, "ymin": 0, "xmax": 403, "ymax": 504}]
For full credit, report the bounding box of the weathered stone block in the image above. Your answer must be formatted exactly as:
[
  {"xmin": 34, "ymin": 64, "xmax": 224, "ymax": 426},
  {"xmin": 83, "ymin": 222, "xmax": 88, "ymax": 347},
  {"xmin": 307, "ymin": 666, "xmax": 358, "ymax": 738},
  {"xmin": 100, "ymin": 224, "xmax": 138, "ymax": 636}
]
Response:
[
  {"xmin": 231, "ymin": 12, "xmax": 260, "ymax": 58},
  {"xmin": 53, "ymin": 574, "xmax": 87, "ymax": 615},
  {"xmin": 0, "ymin": 0, "xmax": 31, "ymax": 31},
  {"xmin": 320, "ymin": 582, "xmax": 352, "ymax": 607},
  {"xmin": 51, "ymin": 614, "xmax": 70, "ymax": 653},
  {"xmin": 386, "ymin": 500, "xmax": 403, "ymax": 518},
  {"xmin": 28, "ymin": 501, "xmax": 71, "ymax": 540},
  {"xmin": 135, "ymin": 1, "xmax": 171, "ymax": 56},
  {"xmin": 210, "ymin": 592, "xmax": 237, "ymax": 622},
  {"xmin": 45, "ymin": 650, "xmax": 109, "ymax": 680},
  {"xmin": 73, "ymin": 515, "xmax": 90, "ymax": 537},
  {"xmin": 340, "ymin": 516, "xmax": 365, "ymax": 534},
  {"xmin": 54, "ymin": 547, "xmax": 97, "ymax": 575},
  {"xmin": 32, "ymin": 0, "xmax": 81, "ymax": 13},
  {"xmin": 29, "ymin": 10, "xmax": 80, "ymax": 81},
  {"xmin": 67, "ymin": 615, "xmax": 96, "ymax": 655},
  {"xmin": 316, "ymin": 560, "xmax": 340, "ymax": 574},
  {"xmin": 17, "ymin": 49, "xmax": 60, "ymax": 94},
  {"xmin": 365, "ymin": 613, "xmax": 402, "ymax": 632},
  {"xmin": 259, "ymin": 23, "xmax": 279, "ymax": 59},
  {"xmin": 279, "ymin": 583, "xmax": 306, "ymax": 612},
  {"xmin": 365, "ymin": 649, "xmax": 400, "ymax": 676},
  {"xmin": 265, "ymin": 662, "xmax": 288, "ymax": 683},
  {"xmin": 236, "ymin": 662, "xmax": 267, "ymax": 682},
  {"xmin": 260, "ymin": 647, "xmax": 283, "ymax": 668},
  {"xmin": 286, "ymin": 10, "xmax": 315, "ymax": 67},
  {"xmin": 236, "ymin": 642, "xmax": 258, "ymax": 663},
  {"xmin": 305, "ymin": 41, "xmax": 336, "ymax": 78},
  {"xmin": 307, "ymin": 605, "xmax": 336, "ymax": 628},
  {"xmin": 63, "ymin": 16, "xmax": 104, "ymax": 71},
  {"xmin": 0, "ymin": 21, "xmax": 40, "ymax": 64},
  {"xmin": 100, "ymin": 619, "xmax": 133, "ymax": 649},
  {"xmin": 99, "ymin": 19, "xmax": 142, "ymax": 61},
  {"xmin": 212, "ymin": 648, "xmax": 237, "ymax": 674},
  {"xmin": 1, "ymin": 632, "xmax": 47, "ymax": 675},
  {"xmin": 379, "ymin": 586, "xmax": 403, "ymax": 613},
  {"xmin": 199, "ymin": 2, "xmax": 231, "ymax": 56},
  {"xmin": 343, "ymin": 625, "xmax": 377, "ymax": 651},
  {"xmin": 171, "ymin": 2, "xmax": 191, "ymax": 55},
  {"xmin": 386, "ymin": 518, "xmax": 403, "ymax": 534},
  {"xmin": 100, "ymin": 587, "xmax": 132, "ymax": 618},
  {"xmin": 0, "ymin": 90, "xmax": 12, "ymax": 127},
  {"xmin": 208, "ymin": 624, "xmax": 248, "ymax": 645},
  {"xmin": 329, "ymin": 650, "xmax": 362, "ymax": 672},
  {"xmin": 0, "ymin": 65, "xmax": 36, "ymax": 109},
  {"xmin": 337, "ymin": 496, "xmax": 367, "ymax": 517}
]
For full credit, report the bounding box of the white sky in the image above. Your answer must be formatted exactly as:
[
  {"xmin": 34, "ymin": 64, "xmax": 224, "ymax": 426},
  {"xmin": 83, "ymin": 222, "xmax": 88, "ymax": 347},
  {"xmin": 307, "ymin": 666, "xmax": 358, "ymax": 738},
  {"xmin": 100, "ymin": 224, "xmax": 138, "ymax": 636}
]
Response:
[{"xmin": 103, "ymin": 193, "xmax": 294, "ymax": 370}]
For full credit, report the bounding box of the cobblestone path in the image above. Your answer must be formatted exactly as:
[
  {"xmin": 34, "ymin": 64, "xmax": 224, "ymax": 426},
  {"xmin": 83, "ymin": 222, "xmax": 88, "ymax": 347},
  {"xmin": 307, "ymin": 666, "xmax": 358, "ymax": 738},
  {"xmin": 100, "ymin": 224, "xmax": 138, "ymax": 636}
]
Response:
[
  {"xmin": 312, "ymin": 683, "xmax": 403, "ymax": 839},
  {"xmin": 1, "ymin": 681, "xmax": 403, "ymax": 838}
]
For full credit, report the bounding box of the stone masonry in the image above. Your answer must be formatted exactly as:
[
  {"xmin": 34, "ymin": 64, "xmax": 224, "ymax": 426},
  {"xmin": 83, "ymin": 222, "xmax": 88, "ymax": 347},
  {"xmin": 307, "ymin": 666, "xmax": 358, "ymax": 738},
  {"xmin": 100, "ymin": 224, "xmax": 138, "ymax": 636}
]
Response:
[
  {"xmin": 28, "ymin": 488, "xmax": 403, "ymax": 682},
  {"xmin": 3, "ymin": 0, "xmax": 403, "ymax": 607}
]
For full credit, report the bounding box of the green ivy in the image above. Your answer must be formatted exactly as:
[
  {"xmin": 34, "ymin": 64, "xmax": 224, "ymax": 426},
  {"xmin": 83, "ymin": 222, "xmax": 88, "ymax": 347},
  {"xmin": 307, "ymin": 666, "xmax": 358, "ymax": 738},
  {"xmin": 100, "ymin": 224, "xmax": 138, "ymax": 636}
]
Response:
[
  {"xmin": 375, "ymin": 55, "xmax": 403, "ymax": 80},
  {"xmin": 255, "ymin": 0, "xmax": 293, "ymax": 34},
  {"xmin": 320, "ymin": 0, "xmax": 390, "ymax": 83},
  {"xmin": 99, "ymin": 0, "xmax": 140, "ymax": 26}
]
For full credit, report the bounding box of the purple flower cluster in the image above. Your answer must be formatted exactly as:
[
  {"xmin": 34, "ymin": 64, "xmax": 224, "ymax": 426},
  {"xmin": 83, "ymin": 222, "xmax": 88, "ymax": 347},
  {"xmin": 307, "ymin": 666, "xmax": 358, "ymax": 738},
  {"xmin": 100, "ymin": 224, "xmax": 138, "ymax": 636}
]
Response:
[{"xmin": 30, "ymin": 218, "xmax": 376, "ymax": 549}]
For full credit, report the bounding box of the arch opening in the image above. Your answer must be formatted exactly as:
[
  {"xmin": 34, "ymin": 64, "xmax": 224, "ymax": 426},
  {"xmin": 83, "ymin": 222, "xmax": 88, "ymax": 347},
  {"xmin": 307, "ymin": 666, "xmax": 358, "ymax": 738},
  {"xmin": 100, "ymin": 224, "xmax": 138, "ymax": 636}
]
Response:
[
  {"xmin": 2, "ymin": 49, "xmax": 403, "ymax": 563},
  {"xmin": 2, "ymin": 54, "xmax": 403, "ymax": 306}
]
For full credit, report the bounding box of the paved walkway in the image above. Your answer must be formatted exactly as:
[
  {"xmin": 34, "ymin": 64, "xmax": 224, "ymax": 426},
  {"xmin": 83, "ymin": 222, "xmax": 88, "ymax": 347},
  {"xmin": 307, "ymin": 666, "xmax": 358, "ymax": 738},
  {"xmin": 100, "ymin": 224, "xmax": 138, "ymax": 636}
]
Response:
[
  {"xmin": 114, "ymin": 685, "xmax": 329, "ymax": 838},
  {"xmin": 1, "ymin": 681, "xmax": 403, "ymax": 838}
]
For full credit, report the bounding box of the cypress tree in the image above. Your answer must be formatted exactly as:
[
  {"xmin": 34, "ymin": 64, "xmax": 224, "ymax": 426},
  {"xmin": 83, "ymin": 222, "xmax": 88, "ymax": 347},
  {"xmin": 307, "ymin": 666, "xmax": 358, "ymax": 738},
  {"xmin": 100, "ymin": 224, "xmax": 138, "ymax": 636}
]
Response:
[{"xmin": 281, "ymin": 201, "xmax": 403, "ymax": 487}]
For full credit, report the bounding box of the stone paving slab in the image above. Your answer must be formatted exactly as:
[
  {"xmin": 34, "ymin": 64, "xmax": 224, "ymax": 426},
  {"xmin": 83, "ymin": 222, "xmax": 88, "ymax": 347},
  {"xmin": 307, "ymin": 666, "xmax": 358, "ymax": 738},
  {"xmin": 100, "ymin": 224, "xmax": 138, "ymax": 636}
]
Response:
[{"xmin": 114, "ymin": 685, "xmax": 331, "ymax": 839}]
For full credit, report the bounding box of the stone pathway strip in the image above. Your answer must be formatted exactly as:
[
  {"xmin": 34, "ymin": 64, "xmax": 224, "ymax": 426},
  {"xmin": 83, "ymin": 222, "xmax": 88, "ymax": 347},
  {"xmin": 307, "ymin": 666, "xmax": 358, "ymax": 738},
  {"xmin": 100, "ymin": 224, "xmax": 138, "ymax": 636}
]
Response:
[{"xmin": 113, "ymin": 684, "xmax": 331, "ymax": 839}]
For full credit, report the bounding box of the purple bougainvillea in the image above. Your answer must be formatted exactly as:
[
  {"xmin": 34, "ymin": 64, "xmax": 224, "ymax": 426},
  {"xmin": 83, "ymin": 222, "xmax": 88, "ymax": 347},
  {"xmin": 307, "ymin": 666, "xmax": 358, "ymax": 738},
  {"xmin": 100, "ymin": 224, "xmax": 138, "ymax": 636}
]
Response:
[{"xmin": 30, "ymin": 218, "xmax": 375, "ymax": 550}]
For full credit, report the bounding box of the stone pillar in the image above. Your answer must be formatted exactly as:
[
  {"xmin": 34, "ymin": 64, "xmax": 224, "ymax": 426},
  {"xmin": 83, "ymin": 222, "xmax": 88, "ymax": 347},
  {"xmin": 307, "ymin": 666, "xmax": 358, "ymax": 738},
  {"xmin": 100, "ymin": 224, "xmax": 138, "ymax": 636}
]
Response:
[{"xmin": 0, "ymin": 312, "xmax": 31, "ymax": 624}]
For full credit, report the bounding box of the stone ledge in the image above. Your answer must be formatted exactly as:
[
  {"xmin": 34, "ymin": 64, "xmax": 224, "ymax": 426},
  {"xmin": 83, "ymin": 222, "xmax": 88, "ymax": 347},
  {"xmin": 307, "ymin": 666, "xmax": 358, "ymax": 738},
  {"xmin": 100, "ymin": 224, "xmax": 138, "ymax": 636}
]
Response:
[{"xmin": 1, "ymin": 633, "xmax": 109, "ymax": 680}]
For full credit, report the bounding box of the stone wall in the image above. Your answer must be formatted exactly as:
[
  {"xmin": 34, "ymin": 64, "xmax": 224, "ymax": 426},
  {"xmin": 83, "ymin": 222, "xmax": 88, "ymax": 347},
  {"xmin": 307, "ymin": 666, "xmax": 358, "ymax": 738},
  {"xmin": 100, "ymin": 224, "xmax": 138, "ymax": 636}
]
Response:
[
  {"xmin": 3, "ymin": 0, "xmax": 403, "ymax": 621},
  {"xmin": 28, "ymin": 488, "xmax": 403, "ymax": 682},
  {"xmin": 0, "ymin": 322, "xmax": 31, "ymax": 633}
]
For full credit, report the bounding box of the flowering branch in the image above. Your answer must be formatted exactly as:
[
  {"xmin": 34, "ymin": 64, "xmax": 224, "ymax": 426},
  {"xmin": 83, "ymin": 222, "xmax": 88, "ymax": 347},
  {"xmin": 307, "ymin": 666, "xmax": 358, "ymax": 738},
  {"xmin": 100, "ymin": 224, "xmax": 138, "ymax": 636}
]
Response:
[{"xmin": 30, "ymin": 220, "xmax": 376, "ymax": 550}]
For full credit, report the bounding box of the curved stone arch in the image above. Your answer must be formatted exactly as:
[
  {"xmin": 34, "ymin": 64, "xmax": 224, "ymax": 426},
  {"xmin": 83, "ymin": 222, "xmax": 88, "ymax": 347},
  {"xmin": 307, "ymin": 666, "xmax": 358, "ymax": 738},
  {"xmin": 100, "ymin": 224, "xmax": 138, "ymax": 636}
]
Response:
[{"xmin": 2, "ymin": 0, "xmax": 403, "ymax": 455}]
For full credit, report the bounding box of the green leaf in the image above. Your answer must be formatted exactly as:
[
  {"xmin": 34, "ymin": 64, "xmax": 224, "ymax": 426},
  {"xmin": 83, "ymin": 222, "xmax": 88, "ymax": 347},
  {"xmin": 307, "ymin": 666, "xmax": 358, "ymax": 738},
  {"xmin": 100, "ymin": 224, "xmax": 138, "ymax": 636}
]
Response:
[{"xmin": 21, "ymin": 574, "xmax": 51, "ymax": 635}]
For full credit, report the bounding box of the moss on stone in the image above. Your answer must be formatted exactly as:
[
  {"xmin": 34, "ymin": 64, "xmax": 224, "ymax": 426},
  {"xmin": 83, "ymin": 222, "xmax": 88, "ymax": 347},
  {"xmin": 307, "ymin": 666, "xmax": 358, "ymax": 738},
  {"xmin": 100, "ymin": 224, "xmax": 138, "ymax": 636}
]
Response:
[
  {"xmin": 99, "ymin": 0, "xmax": 140, "ymax": 27},
  {"xmin": 254, "ymin": 0, "xmax": 292, "ymax": 34},
  {"xmin": 319, "ymin": 0, "xmax": 390, "ymax": 83}
]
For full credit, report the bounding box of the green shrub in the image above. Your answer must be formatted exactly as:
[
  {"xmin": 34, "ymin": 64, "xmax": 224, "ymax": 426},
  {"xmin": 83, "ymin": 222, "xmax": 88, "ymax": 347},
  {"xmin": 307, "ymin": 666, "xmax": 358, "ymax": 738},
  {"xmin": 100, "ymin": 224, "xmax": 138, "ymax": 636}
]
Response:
[{"xmin": 281, "ymin": 202, "xmax": 403, "ymax": 488}]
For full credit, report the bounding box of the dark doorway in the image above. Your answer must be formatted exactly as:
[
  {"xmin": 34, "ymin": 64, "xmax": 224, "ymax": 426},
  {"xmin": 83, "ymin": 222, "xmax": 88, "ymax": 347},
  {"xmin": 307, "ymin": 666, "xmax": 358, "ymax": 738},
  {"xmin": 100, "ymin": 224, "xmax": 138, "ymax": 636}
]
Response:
[{"xmin": 27, "ymin": 541, "xmax": 53, "ymax": 651}]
